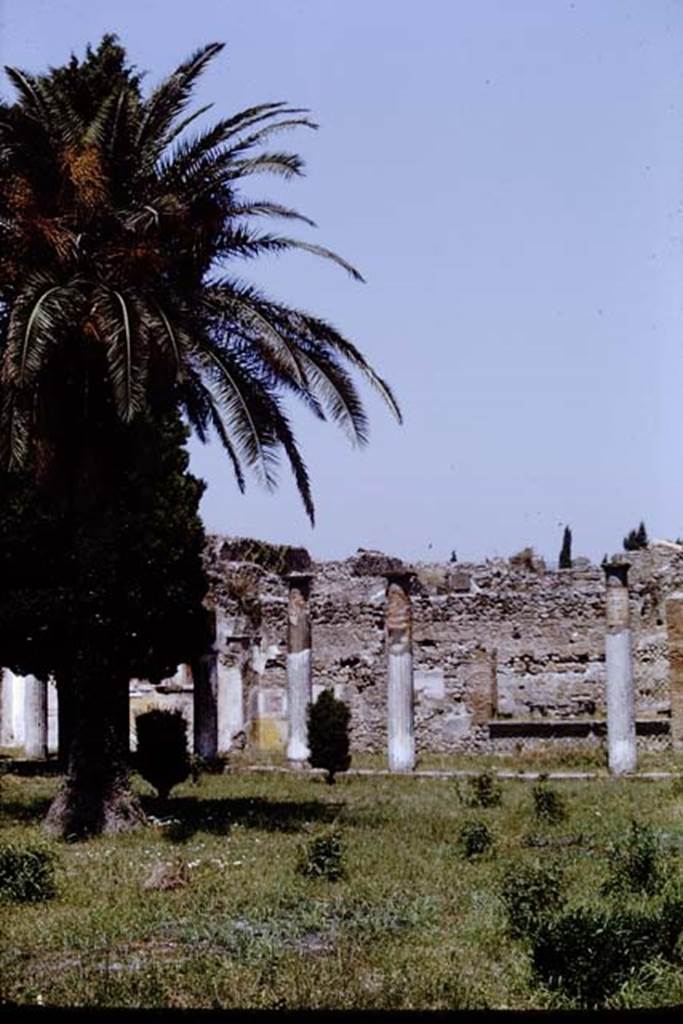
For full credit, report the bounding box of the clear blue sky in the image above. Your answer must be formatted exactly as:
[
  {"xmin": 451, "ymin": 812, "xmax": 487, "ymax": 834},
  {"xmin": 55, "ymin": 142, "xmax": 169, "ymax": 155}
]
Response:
[{"xmin": 3, "ymin": 0, "xmax": 683, "ymax": 564}]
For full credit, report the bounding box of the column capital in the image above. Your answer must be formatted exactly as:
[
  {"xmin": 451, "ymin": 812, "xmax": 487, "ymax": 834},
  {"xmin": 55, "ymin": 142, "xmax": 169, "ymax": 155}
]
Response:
[
  {"xmin": 603, "ymin": 561, "xmax": 630, "ymax": 586},
  {"xmin": 384, "ymin": 569, "xmax": 416, "ymax": 585}
]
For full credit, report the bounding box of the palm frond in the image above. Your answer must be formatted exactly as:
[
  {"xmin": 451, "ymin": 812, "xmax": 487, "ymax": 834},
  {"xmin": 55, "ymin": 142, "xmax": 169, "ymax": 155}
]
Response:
[
  {"xmin": 3, "ymin": 67, "xmax": 50, "ymax": 122},
  {"xmin": 222, "ymin": 151, "xmax": 305, "ymax": 182},
  {"xmin": 296, "ymin": 312, "xmax": 403, "ymax": 424},
  {"xmin": 159, "ymin": 102, "xmax": 300, "ymax": 176},
  {"xmin": 214, "ymin": 230, "xmax": 363, "ymax": 281},
  {"xmin": 0, "ymin": 394, "xmax": 30, "ymax": 469},
  {"xmin": 2, "ymin": 274, "xmax": 81, "ymax": 388},
  {"xmin": 92, "ymin": 287, "xmax": 148, "ymax": 421},
  {"xmin": 136, "ymin": 42, "xmax": 224, "ymax": 161},
  {"xmin": 269, "ymin": 399, "xmax": 315, "ymax": 525},
  {"xmin": 291, "ymin": 345, "xmax": 369, "ymax": 445},
  {"xmin": 202, "ymin": 385, "xmax": 246, "ymax": 492},
  {"xmin": 224, "ymin": 200, "xmax": 316, "ymax": 227},
  {"xmin": 192, "ymin": 338, "xmax": 278, "ymax": 490}
]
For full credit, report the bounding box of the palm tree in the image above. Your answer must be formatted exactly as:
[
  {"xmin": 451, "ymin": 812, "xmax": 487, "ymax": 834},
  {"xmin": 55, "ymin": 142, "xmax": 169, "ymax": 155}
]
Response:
[
  {"xmin": 0, "ymin": 37, "xmax": 400, "ymax": 836},
  {"xmin": 0, "ymin": 37, "xmax": 400, "ymax": 512}
]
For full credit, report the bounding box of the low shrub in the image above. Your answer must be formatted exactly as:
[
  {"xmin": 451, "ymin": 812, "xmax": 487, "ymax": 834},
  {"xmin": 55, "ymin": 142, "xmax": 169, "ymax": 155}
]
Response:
[
  {"xmin": 532, "ymin": 899, "xmax": 683, "ymax": 1008},
  {"xmin": 0, "ymin": 842, "xmax": 56, "ymax": 903},
  {"xmin": 499, "ymin": 862, "xmax": 566, "ymax": 939},
  {"xmin": 135, "ymin": 709, "xmax": 190, "ymax": 800},
  {"xmin": 532, "ymin": 782, "xmax": 566, "ymax": 824},
  {"xmin": 458, "ymin": 821, "xmax": 494, "ymax": 859},
  {"xmin": 463, "ymin": 771, "xmax": 502, "ymax": 809},
  {"xmin": 602, "ymin": 820, "xmax": 665, "ymax": 897},
  {"xmin": 299, "ymin": 829, "xmax": 344, "ymax": 881}
]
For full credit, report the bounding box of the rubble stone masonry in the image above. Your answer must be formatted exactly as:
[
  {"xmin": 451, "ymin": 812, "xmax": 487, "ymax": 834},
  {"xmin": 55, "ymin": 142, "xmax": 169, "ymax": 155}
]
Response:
[{"xmin": 190, "ymin": 537, "xmax": 683, "ymax": 756}]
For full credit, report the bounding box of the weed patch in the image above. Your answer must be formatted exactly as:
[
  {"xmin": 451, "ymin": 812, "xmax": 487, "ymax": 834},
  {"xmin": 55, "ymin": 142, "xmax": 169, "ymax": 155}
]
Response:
[
  {"xmin": 0, "ymin": 842, "xmax": 56, "ymax": 903},
  {"xmin": 499, "ymin": 862, "xmax": 566, "ymax": 939},
  {"xmin": 298, "ymin": 830, "xmax": 344, "ymax": 881},
  {"xmin": 462, "ymin": 772, "xmax": 502, "ymax": 809},
  {"xmin": 458, "ymin": 821, "xmax": 494, "ymax": 859}
]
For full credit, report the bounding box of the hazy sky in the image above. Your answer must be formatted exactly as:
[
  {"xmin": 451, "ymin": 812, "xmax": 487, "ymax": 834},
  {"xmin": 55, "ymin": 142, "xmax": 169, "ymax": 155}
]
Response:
[{"xmin": 2, "ymin": 0, "xmax": 683, "ymax": 565}]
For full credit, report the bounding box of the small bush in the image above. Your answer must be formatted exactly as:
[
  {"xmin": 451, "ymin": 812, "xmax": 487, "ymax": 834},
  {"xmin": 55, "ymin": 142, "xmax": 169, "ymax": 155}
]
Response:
[
  {"xmin": 307, "ymin": 690, "xmax": 351, "ymax": 785},
  {"xmin": 463, "ymin": 771, "xmax": 502, "ymax": 808},
  {"xmin": 499, "ymin": 862, "xmax": 566, "ymax": 939},
  {"xmin": 299, "ymin": 829, "xmax": 344, "ymax": 881},
  {"xmin": 458, "ymin": 821, "xmax": 494, "ymax": 859},
  {"xmin": 532, "ymin": 900, "xmax": 683, "ymax": 1008},
  {"xmin": 602, "ymin": 820, "xmax": 665, "ymax": 897},
  {"xmin": 0, "ymin": 843, "xmax": 56, "ymax": 903},
  {"xmin": 532, "ymin": 782, "xmax": 566, "ymax": 824},
  {"xmin": 135, "ymin": 708, "xmax": 190, "ymax": 800}
]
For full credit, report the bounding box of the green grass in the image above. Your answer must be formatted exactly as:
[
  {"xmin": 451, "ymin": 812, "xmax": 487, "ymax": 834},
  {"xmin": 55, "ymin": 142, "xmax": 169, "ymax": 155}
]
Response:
[{"xmin": 1, "ymin": 768, "xmax": 682, "ymax": 1009}]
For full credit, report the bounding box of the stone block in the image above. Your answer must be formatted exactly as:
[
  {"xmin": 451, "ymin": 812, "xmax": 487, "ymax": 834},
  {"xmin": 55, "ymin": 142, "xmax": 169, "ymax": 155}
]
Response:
[
  {"xmin": 441, "ymin": 711, "xmax": 472, "ymax": 739},
  {"xmin": 414, "ymin": 668, "xmax": 445, "ymax": 700},
  {"xmin": 448, "ymin": 570, "xmax": 471, "ymax": 593},
  {"xmin": 349, "ymin": 549, "xmax": 405, "ymax": 577}
]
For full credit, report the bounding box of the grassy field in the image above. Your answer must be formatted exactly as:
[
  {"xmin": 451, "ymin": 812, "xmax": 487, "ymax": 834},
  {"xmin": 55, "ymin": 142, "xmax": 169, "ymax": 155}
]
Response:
[{"xmin": 1, "ymin": 766, "xmax": 683, "ymax": 1010}]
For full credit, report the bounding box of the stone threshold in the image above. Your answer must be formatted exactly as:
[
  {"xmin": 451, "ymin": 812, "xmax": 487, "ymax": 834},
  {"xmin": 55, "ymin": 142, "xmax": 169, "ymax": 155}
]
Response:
[
  {"xmin": 228, "ymin": 764, "xmax": 681, "ymax": 781},
  {"xmin": 489, "ymin": 718, "xmax": 669, "ymax": 738}
]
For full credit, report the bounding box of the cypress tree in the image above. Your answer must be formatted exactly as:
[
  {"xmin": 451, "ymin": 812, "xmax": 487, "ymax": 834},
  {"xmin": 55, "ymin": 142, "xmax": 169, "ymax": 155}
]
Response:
[{"xmin": 559, "ymin": 526, "xmax": 572, "ymax": 569}]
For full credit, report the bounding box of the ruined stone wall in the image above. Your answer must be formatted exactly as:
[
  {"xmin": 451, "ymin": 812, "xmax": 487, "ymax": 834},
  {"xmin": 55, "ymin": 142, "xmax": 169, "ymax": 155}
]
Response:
[{"xmin": 201, "ymin": 537, "xmax": 683, "ymax": 755}]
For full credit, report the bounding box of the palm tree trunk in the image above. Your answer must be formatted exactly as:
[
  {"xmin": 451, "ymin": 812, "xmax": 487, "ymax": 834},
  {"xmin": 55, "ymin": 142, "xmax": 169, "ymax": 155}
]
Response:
[{"xmin": 45, "ymin": 664, "xmax": 143, "ymax": 838}]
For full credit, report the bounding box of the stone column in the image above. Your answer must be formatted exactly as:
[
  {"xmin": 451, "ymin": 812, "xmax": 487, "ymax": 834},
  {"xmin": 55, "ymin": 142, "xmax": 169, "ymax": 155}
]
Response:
[
  {"xmin": 217, "ymin": 636, "xmax": 250, "ymax": 755},
  {"xmin": 47, "ymin": 678, "xmax": 59, "ymax": 755},
  {"xmin": 1, "ymin": 669, "xmax": 15, "ymax": 747},
  {"xmin": 385, "ymin": 571, "xmax": 415, "ymax": 772},
  {"xmin": 285, "ymin": 573, "xmax": 313, "ymax": 763},
  {"xmin": 11, "ymin": 674, "xmax": 26, "ymax": 750},
  {"xmin": 193, "ymin": 608, "xmax": 218, "ymax": 759},
  {"xmin": 604, "ymin": 562, "xmax": 637, "ymax": 774},
  {"xmin": 23, "ymin": 675, "xmax": 48, "ymax": 760},
  {"xmin": 665, "ymin": 593, "xmax": 683, "ymax": 751}
]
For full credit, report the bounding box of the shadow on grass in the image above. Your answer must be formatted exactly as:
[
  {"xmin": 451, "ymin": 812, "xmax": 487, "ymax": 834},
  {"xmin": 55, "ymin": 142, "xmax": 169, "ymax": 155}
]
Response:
[
  {"xmin": 142, "ymin": 795, "xmax": 345, "ymax": 843},
  {"xmin": 0, "ymin": 797, "xmax": 54, "ymax": 824}
]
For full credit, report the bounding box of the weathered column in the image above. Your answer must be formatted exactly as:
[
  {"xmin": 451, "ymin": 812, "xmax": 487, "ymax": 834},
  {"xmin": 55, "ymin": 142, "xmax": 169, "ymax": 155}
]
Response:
[
  {"xmin": 665, "ymin": 593, "xmax": 683, "ymax": 751},
  {"xmin": 1, "ymin": 669, "xmax": 15, "ymax": 747},
  {"xmin": 23, "ymin": 675, "xmax": 48, "ymax": 760},
  {"xmin": 12, "ymin": 674, "xmax": 26, "ymax": 750},
  {"xmin": 47, "ymin": 677, "xmax": 59, "ymax": 755},
  {"xmin": 285, "ymin": 572, "xmax": 313, "ymax": 763},
  {"xmin": 217, "ymin": 636, "xmax": 250, "ymax": 755},
  {"xmin": 385, "ymin": 571, "xmax": 415, "ymax": 772},
  {"xmin": 193, "ymin": 608, "xmax": 218, "ymax": 759},
  {"xmin": 604, "ymin": 561, "xmax": 637, "ymax": 773}
]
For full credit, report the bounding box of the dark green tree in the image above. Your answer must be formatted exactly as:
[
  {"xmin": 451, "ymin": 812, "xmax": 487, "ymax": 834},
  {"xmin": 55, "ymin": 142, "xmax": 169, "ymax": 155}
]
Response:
[
  {"xmin": 0, "ymin": 412, "xmax": 209, "ymax": 836},
  {"xmin": 0, "ymin": 37, "xmax": 399, "ymax": 835},
  {"xmin": 623, "ymin": 521, "xmax": 648, "ymax": 552},
  {"xmin": 559, "ymin": 526, "xmax": 572, "ymax": 569},
  {"xmin": 135, "ymin": 708, "xmax": 191, "ymax": 801},
  {"xmin": 307, "ymin": 689, "xmax": 351, "ymax": 785}
]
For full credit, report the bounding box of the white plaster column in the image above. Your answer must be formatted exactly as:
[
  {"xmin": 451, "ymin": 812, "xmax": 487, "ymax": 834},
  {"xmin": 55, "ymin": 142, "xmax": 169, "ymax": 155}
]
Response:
[
  {"xmin": 217, "ymin": 636, "xmax": 249, "ymax": 755},
  {"xmin": 47, "ymin": 677, "xmax": 59, "ymax": 755},
  {"xmin": 23, "ymin": 675, "xmax": 48, "ymax": 760},
  {"xmin": 385, "ymin": 571, "xmax": 415, "ymax": 772},
  {"xmin": 604, "ymin": 561, "xmax": 637, "ymax": 774},
  {"xmin": 11, "ymin": 674, "xmax": 26, "ymax": 750},
  {"xmin": 1, "ymin": 669, "xmax": 15, "ymax": 747},
  {"xmin": 285, "ymin": 573, "xmax": 313, "ymax": 763}
]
